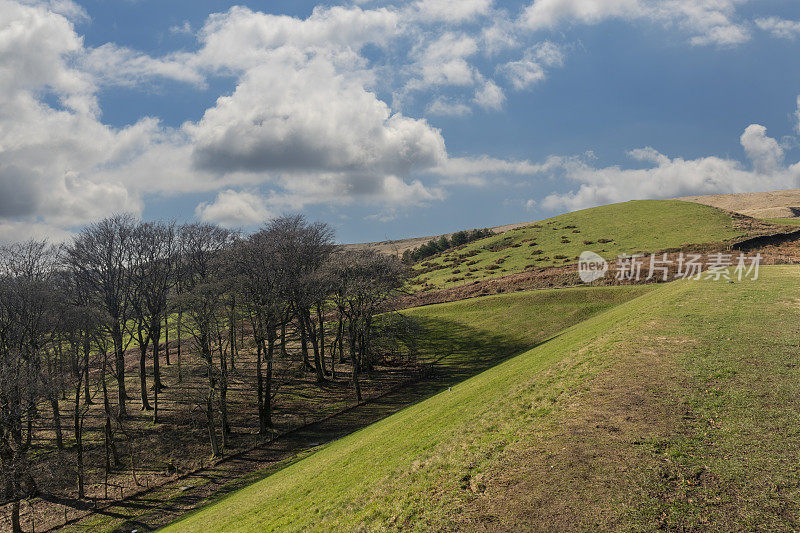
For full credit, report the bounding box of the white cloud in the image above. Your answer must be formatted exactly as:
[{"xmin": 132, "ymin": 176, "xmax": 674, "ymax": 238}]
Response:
[
  {"xmin": 740, "ymin": 124, "xmax": 783, "ymax": 175},
  {"xmin": 427, "ymin": 97, "xmax": 472, "ymax": 116},
  {"xmin": 522, "ymin": 0, "xmax": 642, "ymax": 30},
  {"xmin": 406, "ymin": 32, "xmax": 480, "ymax": 92},
  {"xmin": 0, "ymin": 0, "xmax": 786, "ymax": 242},
  {"xmin": 195, "ymin": 189, "xmax": 273, "ymax": 228},
  {"xmin": 170, "ymin": 21, "xmax": 193, "ymax": 35},
  {"xmin": 756, "ymin": 17, "xmax": 800, "ymax": 40},
  {"xmin": 407, "ymin": 0, "xmax": 493, "ymax": 23},
  {"xmin": 195, "ymin": 5, "xmax": 399, "ymax": 72},
  {"xmin": 186, "ymin": 55, "xmax": 446, "ymax": 176},
  {"xmin": 540, "ymin": 125, "xmax": 800, "ymax": 211},
  {"xmin": 434, "ymin": 155, "xmax": 562, "ymax": 178},
  {"xmin": 795, "ymin": 95, "xmax": 800, "ymax": 134},
  {"xmin": 19, "ymin": 0, "xmax": 88, "ymax": 21},
  {"xmin": 473, "ymin": 79, "xmax": 506, "ymax": 110},
  {"xmin": 83, "ymin": 44, "xmax": 204, "ymax": 86},
  {"xmin": 0, "ymin": 0, "xmax": 148, "ymax": 234},
  {"xmin": 520, "ymin": 0, "xmax": 751, "ymax": 47},
  {"xmin": 500, "ymin": 41, "xmax": 564, "ymax": 90}
]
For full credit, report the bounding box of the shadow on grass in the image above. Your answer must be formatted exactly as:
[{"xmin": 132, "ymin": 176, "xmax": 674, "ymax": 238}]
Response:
[{"xmin": 69, "ymin": 317, "xmax": 551, "ymax": 533}]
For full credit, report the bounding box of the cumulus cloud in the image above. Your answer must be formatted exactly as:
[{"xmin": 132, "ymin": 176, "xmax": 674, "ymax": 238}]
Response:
[
  {"xmin": 522, "ymin": 0, "xmax": 642, "ymax": 30},
  {"xmin": 0, "ymin": 0, "xmax": 452, "ymax": 240},
  {"xmin": 195, "ymin": 190, "xmax": 273, "ymax": 228},
  {"xmin": 406, "ymin": 32, "xmax": 480, "ymax": 92},
  {"xmin": 0, "ymin": 0, "xmax": 149, "ymax": 235},
  {"xmin": 0, "ymin": 0, "xmax": 790, "ymax": 242},
  {"xmin": 187, "ymin": 56, "xmax": 446, "ymax": 175},
  {"xmin": 521, "ymin": 0, "xmax": 750, "ymax": 47},
  {"xmin": 194, "ymin": 5, "xmax": 399, "ymax": 72},
  {"xmin": 756, "ymin": 17, "xmax": 800, "ymax": 40},
  {"xmin": 473, "ymin": 80, "xmax": 505, "ymax": 110},
  {"xmin": 540, "ymin": 125, "xmax": 800, "ymax": 211},
  {"xmin": 740, "ymin": 124, "xmax": 784, "ymax": 175}
]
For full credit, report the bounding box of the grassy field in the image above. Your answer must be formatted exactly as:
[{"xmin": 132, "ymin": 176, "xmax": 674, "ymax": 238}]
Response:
[
  {"xmin": 164, "ymin": 266, "xmax": 800, "ymax": 531},
  {"xmin": 411, "ymin": 199, "xmax": 743, "ymax": 291},
  {"xmin": 761, "ymin": 217, "xmax": 800, "ymax": 226}
]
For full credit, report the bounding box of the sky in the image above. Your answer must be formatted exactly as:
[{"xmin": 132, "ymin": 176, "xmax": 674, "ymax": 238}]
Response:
[{"xmin": 2, "ymin": 0, "xmax": 800, "ymax": 244}]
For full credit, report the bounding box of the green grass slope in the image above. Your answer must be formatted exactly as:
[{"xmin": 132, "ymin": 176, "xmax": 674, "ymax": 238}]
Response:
[
  {"xmin": 165, "ymin": 266, "xmax": 800, "ymax": 532},
  {"xmin": 411, "ymin": 199, "xmax": 743, "ymax": 291},
  {"xmin": 761, "ymin": 217, "xmax": 800, "ymax": 226}
]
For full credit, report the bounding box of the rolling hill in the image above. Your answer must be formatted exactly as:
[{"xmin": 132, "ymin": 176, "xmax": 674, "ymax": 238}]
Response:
[
  {"xmin": 163, "ymin": 266, "xmax": 800, "ymax": 531},
  {"xmin": 677, "ymin": 188, "xmax": 800, "ymax": 219},
  {"xmin": 409, "ymin": 199, "xmax": 745, "ymax": 291}
]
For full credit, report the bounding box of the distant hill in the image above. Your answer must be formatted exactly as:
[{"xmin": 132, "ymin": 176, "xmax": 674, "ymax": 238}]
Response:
[
  {"xmin": 408, "ymin": 199, "xmax": 745, "ymax": 291},
  {"xmin": 677, "ymin": 188, "xmax": 800, "ymax": 219},
  {"xmin": 344, "ymin": 189, "xmax": 800, "ymax": 258},
  {"xmin": 340, "ymin": 221, "xmax": 535, "ymax": 256}
]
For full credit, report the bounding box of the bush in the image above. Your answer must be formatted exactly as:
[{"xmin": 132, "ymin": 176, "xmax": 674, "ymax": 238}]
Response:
[{"xmin": 403, "ymin": 228, "xmax": 492, "ymax": 264}]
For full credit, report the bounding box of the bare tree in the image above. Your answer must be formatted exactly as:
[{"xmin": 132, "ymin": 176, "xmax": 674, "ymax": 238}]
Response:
[
  {"xmin": 54, "ymin": 271, "xmax": 100, "ymax": 499},
  {"xmin": 130, "ymin": 222, "xmax": 177, "ymax": 421},
  {"xmin": 269, "ymin": 215, "xmax": 334, "ymax": 384},
  {"xmin": 233, "ymin": 225, "xmax": 288, "ymax": 435},
  {"xmin": 65, "ymin": 215, "xmax": 137, "ymax": 418},
  {"xmin": 327, "ymin": 250, "xmax": 408, "ymax": 402},
  {"xmin": 174, "ymin": 223, "xmax": 234, "ymax": 457},
  {"xmin": 0, "ymin": 241, "xmax": 59, "ymax": 532}
]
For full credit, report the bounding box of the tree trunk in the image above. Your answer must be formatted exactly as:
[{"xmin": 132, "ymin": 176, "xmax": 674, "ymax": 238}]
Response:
[
  {"xmin": 50, "ymin": 396, "xmax": 64, "ymax": 450},
  {"xmin": 164, "ymin": 314, "xmax": 171, "ymax": 365},
  {"xmin": 338, "ymin": 310, "xmax": 346, "ymax": 363},
  {"xmin": 83, "ymin": 336, "xmax": 92, "ymax": 405},
  {"xmin": 349, "ymin": 322, "xmax": 362, "ymax": 403},
  {"xmin": 113, "ymin": 325, "xmax": 127, "ymax": 418},
  {"xmin": 229, "ymin": 297, "xmax": 237, "ymax": 371},
  {"xmin": 177, "ymin": 309, "xmax": 183, "ymax": 383},
  {"xmin": 297, "ymin": 311, "xmax": 312, "ymax": 372},
  {"xmin": 138, "ymin": 338, "xmax": 152, "ymax": 411},
  {"xmin": 316, "ymin": 302, "xmax": 327, "ymax": 376},
  {"xmin": 303, "ymin": 309, "xmax": 325, "ymax": 383},
  {"xmin": 11, "ymin": 499, "xmax": 20, "ymax": 533},
  {"xmin": 280, "ymin": 309, "xmax": 289, "ymax": 358},
  {"xmin": 206, "ymin": 360, "xmax": 220, "ymax": 457},
  {"xmin": 256, "ymin": 337, "xmax": 265, "ymax": 436},
  {"xmin": 74, "ymin": 387, "xmax": 85, "ymax": 499},
  {"xmin": 152, "ymin": 319, "xmax": 164, "ymax": 392},
  {"xmin": 218, "ymin": 332, "xmax": 230, "ymax": 448},
  {"xmin": 265, "ymin": 330, "xmax": 274, "ymax": 428},
  {"xmin": 101, "ymin": 364, "xmax": 120, "ymax": 469}
]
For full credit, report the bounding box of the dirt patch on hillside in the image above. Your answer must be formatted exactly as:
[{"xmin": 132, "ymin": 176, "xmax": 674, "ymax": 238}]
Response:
[
  {"xmin": 455, "ymin": 325, "xmax": 699, "ymax": 530},
  {"xmin": 677, "ymin": 189, "xmax": 800, "ymax": 218}
]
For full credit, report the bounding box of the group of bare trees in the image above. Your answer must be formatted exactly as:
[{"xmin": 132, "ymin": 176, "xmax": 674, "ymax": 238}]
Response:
[{"xmin": 0, "ymin": 214, "xmax": 406, "ymax": 532}]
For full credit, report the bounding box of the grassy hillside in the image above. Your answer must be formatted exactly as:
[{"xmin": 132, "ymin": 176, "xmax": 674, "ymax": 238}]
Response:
[
  {"xmin": 762, "ymin": 217, "xmax": 800, "ymax": 226},
  {"xmin": 165, "ymin": 266, "xmax": 800, "ymax": 532},
  {"xmin": 59, "ymin": 285, "xmax": 649, "ymax": 533},
  {"xmin": 411, "ymin": 199, "xmax": 743, "ymax": 291}
]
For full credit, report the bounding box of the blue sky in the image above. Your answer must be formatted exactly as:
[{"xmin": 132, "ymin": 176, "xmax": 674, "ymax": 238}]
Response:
[{"xmin": 2, "ymin": 0, "xmax": 800, "ymax": 243}]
